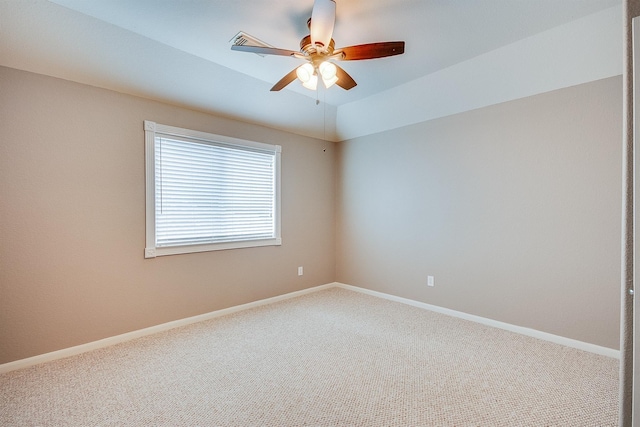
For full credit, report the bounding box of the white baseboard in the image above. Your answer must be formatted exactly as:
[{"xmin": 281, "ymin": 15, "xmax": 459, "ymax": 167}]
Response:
[
  {"xmin": 1, "ymin": 281, "xmax": 618, "ymax": 374},
  {"xmin": 0, "ymin": 283, "xmax": 336, "ymax": 374},
  {"xmin": 334, "ymin": 282, "xmax": 620, "ymax": 359}
]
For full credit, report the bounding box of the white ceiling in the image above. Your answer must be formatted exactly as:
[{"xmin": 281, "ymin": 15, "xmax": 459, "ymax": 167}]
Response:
[{"xmin": 0, "ymin": 0, "xmax": 621, "ymax": 140}]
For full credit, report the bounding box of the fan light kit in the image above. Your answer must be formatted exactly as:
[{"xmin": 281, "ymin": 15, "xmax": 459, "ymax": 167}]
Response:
[{"xmin": 231, "ymin": 0, "xmax": 405, "ymax": 92}]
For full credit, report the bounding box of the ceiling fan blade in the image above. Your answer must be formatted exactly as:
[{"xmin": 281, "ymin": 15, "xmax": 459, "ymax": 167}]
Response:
[
  {"xmin": 336, "ymin": 41, "xmax": 405, "ymax": 61},
  {"xmin": 310, "ymin": 0, "xmax": 336, "ymax": 51},
  {"xmin": 271, "ymin": 68, "xmax": 299, "ymax": 91},
  {"xmin": 231, "ymin": 45, "xmax": 299, "ymax": 57},
  {"xmin": 334, "ymin": 64, "xmax": 357, "ymax": 90}
]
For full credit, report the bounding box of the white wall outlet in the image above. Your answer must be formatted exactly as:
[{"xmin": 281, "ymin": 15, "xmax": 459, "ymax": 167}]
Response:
[
  {"xmin": 298, "ymin": 266, "xmax": 303, "ymax": 276},
  {"xmin": 427, "ymin": 276, "xmax": 435, "ymax": 287}
]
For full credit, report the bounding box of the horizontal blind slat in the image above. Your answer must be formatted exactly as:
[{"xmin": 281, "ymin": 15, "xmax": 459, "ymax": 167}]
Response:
[{"xmin": 155, "ymin": 135, "xmax": 276, "ymax": 247}]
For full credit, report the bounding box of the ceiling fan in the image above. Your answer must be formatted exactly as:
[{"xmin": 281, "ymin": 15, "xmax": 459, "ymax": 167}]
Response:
[{"xmin": 231, "ymin": 0, "xmax": 405, "ymax": 92}]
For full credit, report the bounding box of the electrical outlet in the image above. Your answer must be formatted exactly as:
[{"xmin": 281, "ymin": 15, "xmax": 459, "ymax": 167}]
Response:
[
  {"xmin": 298, "ymin": 266, "xmax": 304, "ymax": 276},
  {"xmin": 427, "ymin": 276, "xmax": 435, "ymax": 287}
]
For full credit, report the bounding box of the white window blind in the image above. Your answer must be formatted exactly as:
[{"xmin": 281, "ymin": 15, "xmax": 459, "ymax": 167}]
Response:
[{"xmin": 144, "ymin": 121, "xmax": 281, "ymax": 258}]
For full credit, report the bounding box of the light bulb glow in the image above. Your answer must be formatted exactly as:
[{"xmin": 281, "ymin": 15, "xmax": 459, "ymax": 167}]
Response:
[
  {"xmin": 322, "ymin": 75, "xmax": 338, "ymax": 88},
  {"xmin": 302, "ymin": 74, "xmax": 318, "ymax": 90},
  {"xmin": 296, "ymin": 63, "xmax": 315, "ymax": 83},
  {"xmin": 319, "ymin": 61, "xmax": 337, "ymax": 80}
]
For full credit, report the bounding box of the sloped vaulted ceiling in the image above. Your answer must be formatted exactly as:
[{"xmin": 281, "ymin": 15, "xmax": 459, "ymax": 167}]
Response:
[{"xmin": 0, "ymin": 0, "xmax": 622, "ymax": 141}]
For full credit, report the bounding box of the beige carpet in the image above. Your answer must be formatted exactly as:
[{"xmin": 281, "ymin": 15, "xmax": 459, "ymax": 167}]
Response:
[{"xmin": 0, "ymin": 287, "xmax": 619, "ymax": 426}]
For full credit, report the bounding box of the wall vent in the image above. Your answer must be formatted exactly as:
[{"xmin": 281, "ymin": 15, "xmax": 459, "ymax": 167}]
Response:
[{"xmin": 230, "ymin": 32, "xmax": 274, "ymax": 56}]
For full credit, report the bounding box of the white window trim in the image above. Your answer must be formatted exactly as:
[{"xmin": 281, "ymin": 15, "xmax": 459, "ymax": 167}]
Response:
[{"xmin": 144, "ymin": 121, "xmax": 281, "ymax": 258}]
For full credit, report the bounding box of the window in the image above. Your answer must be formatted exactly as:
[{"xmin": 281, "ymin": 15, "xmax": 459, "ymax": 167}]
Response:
[{"xmin": 144, "ymin": 121, "xmax": 281, "ymax": 258}]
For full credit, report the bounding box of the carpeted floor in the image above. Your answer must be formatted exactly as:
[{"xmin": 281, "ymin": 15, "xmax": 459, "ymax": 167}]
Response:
[{"xmin": 0, "ymin": 287, "xmax": 619, "ymax": 426}]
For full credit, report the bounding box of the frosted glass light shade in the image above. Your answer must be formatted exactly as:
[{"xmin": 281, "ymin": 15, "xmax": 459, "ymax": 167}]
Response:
[
  {"xmin": 319, "ymin": 61, "xmax": 337, "ymax": 79},
  {"xmin": 319, "ymin": 61, "xmax": 338, "ymax": 88},
  {"xmin": 296, "ymin": 63, "xmax": 315, "ymax": 83},
  {"xmin": 302, "ymin": 74, "xmax": 318, "ymax": 90},
  {"xmin": 296, "ymin": 63, "xmax": 318, "ymax": 90},
  {"xmin": 322, "ymin": 75, "xmax": 338, "ymax": 88}
]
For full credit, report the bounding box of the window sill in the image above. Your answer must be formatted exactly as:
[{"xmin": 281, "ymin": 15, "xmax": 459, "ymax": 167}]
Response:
[{"xmin": 144, "ymin": 237, "xmax": 282, "ymax": 258}]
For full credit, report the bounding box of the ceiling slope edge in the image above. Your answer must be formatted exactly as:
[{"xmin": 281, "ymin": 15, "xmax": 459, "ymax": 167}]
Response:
[
  {"xmin": 336, "ymin": 4, "xmax": 623, "ymax": 142},
  {"xmin": 0, "ymin": 0, "xmax": 338, "ymax": 142}
]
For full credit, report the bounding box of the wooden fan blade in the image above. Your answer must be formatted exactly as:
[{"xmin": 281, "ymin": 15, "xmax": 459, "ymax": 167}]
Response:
[
  {"xmin": 334, "ymin": 64, "xmax": 357, "ymax": 90},
  {"xmin": 310, "ymin": 0, "xmax": 336, "ymax": 50},
  {"xmin": 336, "ymin": 41, "xmax": 405, "ymax": 61},
  {"xmin": 231, "ymin": 45, "xmax": 298, "ymax": 57},
  {"xmin": 271, "ymin": 68, "xmax": 299, "ymax": 91}
]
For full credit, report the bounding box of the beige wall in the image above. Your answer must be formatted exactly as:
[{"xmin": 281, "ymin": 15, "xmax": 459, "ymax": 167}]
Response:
[
  {"xmin": 0, "ymin": 66, "xmax": 336, "ymax": 364},
  {"xmin": 337, "ymin": 76, "xmax": 622, "ymax": 350},
  {"xmin": 0, "ymin": 65, "xmax": 623, "ymax": 364}
]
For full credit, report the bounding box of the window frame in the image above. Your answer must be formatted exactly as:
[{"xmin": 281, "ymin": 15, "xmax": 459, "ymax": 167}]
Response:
[{"xmin": 144, "ymin": 121, "xmax": 281, "ymax": 258}]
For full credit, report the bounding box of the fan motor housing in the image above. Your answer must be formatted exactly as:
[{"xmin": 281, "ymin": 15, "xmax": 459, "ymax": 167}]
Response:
[{"xmin": 300, "ymin": 35, "xmax": 336, "ymax": 56}]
